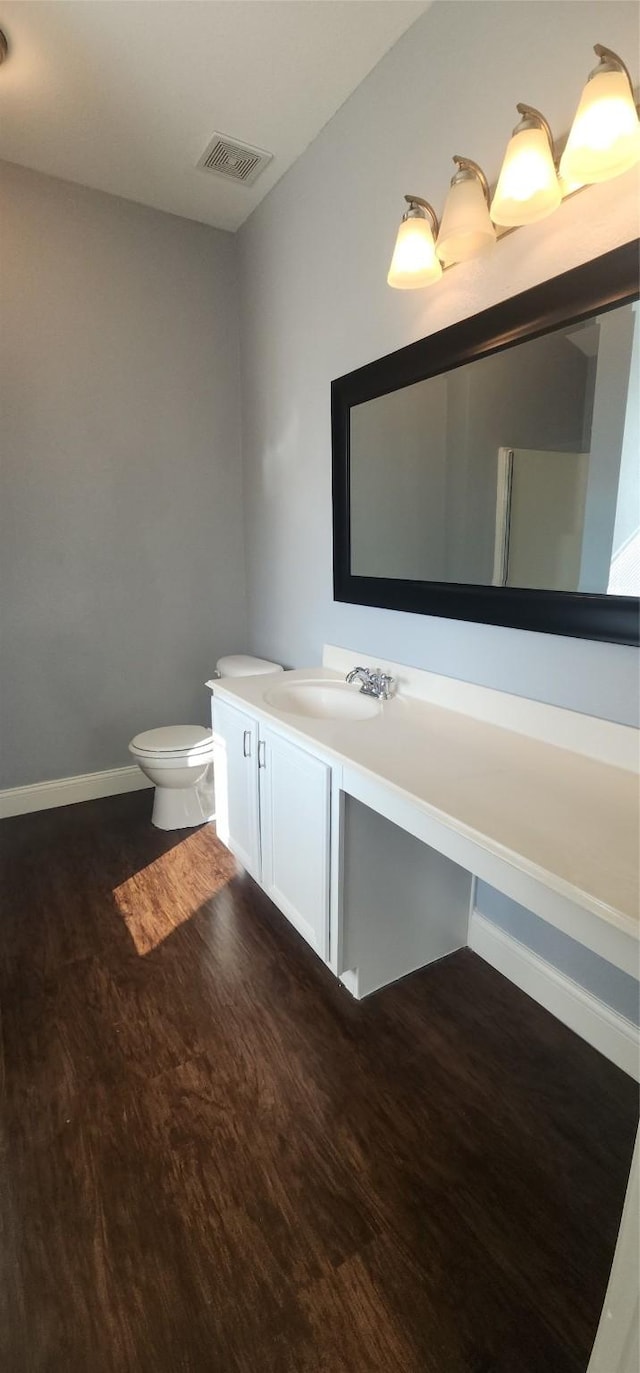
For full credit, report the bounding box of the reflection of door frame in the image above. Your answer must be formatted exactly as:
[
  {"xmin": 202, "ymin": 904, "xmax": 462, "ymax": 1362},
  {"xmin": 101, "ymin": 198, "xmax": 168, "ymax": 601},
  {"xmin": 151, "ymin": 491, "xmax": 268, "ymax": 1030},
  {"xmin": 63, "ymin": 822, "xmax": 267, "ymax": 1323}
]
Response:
[{"xmin": 492, "ymin": 446, "xmax": 514, "ymax": 586}]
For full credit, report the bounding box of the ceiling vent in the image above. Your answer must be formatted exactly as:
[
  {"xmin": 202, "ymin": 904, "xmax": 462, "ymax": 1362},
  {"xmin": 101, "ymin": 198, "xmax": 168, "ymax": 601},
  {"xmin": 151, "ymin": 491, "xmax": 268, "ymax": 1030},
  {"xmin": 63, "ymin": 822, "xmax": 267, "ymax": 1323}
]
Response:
[{"xmin": 197, "ymin": 134, "xmax": 272, "ymax": 186}]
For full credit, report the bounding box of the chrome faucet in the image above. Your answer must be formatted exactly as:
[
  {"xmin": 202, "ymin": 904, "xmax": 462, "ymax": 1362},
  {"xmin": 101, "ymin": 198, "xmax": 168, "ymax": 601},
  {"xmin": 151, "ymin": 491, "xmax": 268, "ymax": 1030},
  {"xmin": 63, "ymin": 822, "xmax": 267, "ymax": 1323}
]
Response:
[{"xmin": 345, "ymin": 665, "xmax": 394, "ymax": 700}]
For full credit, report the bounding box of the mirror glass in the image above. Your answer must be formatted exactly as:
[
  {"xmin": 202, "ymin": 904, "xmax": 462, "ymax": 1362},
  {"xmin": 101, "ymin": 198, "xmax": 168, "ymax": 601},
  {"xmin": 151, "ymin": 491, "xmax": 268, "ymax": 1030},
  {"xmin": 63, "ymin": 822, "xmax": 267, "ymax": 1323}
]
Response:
[{"xmin": 349, "ymin": 300, "xmax": 639, "ymax": 595}]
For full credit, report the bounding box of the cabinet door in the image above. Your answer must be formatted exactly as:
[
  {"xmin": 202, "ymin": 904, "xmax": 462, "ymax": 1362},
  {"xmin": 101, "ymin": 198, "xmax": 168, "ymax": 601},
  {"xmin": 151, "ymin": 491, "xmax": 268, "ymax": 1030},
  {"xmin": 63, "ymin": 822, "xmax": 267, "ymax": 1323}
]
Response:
[
  {"xmin": 259, "ymin": 728, "xmax": 330, "ymax": 959},
  {"xmin": 212, "ymin": 698, "xmax": 260, "ymax": 881}
]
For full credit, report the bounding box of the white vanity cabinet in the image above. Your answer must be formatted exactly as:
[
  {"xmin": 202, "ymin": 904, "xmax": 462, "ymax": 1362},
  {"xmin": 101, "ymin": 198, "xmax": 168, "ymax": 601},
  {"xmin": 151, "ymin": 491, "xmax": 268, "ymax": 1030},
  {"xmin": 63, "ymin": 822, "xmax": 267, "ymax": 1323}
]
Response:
[{"xmin": 212, "ymin": 698, "xmax": 331, "ymax": 960}]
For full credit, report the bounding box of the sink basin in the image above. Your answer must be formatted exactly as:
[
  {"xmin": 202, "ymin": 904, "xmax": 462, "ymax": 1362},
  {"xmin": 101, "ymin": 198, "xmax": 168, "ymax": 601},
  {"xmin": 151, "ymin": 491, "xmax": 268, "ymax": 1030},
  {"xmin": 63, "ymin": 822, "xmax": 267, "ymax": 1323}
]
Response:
[{"xmin": 264, "ymin": 680, "xmax": 381, "ymax": 721}]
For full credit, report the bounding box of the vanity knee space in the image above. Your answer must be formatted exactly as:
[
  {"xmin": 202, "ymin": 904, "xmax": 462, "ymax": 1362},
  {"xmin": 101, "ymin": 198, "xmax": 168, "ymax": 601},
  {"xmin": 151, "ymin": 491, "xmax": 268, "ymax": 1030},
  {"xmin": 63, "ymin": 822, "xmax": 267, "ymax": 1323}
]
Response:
[{"xmin": 341, "ymin": 797, "xmax": 472, "ymax": 999}]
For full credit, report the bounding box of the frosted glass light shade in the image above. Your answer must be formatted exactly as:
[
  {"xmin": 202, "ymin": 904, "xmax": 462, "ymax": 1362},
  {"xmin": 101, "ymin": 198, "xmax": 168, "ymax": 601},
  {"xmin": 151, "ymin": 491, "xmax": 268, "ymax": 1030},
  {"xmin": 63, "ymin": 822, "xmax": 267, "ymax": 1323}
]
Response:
[
  {"xmin": 436, "ymin": 177, "xmax": 496, "ymax": 266},
  {"xmin": 387, "ymin": 217, "xmax": 442, "ymax": 289},
  {"xmin": 560, "ymin": 69, "xmax": 640, "ymax": 185},
  {"xmin": 490, "ymin": 126, "xmax": 562, "ymax": 226}
]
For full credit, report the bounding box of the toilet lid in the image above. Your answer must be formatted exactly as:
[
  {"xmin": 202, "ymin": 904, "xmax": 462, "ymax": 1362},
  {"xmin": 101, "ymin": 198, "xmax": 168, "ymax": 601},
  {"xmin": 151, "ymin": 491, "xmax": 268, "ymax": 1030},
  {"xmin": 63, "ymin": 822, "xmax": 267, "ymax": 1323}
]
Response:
[{"xmin": 130, "ymin": 725, "xmax": 212, "ymax": 754}]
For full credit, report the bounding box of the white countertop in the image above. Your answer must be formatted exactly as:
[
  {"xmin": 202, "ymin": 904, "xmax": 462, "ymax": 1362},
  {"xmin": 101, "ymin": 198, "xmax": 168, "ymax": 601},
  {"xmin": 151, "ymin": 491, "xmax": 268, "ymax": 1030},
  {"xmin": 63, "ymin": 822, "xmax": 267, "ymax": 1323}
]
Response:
[{"xmin": 211, "ymin": 668, "xmax": 639, "ymax": 940}]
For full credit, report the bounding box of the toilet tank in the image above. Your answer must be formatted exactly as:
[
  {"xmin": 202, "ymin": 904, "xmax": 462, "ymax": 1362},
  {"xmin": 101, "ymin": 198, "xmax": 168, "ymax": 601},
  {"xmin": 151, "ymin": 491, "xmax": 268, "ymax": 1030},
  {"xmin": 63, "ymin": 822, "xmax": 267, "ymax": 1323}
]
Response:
[{"xmin": 215, "ymin": 654, "xmax": 283, "ymax": 678}]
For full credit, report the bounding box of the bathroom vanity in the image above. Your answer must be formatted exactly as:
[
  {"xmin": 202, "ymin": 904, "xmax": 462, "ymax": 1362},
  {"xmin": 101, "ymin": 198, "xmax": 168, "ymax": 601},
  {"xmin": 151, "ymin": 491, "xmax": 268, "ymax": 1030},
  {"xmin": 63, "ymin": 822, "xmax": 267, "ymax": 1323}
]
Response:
[
  {"xmin": 209, "ymin": 644, "xmax": 639, "ymax": 1068},
  {"xmin": 210, "ymin": 644, "xmax": 640, "ymax": 1369}
]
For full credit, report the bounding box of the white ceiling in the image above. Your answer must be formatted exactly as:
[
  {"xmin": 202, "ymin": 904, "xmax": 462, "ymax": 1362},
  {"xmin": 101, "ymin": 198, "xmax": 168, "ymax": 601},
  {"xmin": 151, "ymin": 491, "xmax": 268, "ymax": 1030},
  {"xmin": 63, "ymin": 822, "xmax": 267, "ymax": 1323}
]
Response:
[{"xmin": 0, "ymin": 0, "xmax": 429, "ymax": 232}]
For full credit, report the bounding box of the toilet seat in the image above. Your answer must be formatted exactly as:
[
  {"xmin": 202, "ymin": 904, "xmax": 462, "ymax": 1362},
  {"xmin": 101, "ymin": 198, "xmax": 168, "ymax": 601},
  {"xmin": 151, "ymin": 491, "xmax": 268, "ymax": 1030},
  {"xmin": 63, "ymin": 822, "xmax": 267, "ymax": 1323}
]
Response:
[
  {"xmin": 129, "ymin": 750, "xmax": 211, "ymax": 772},
  {"xmin": 129, "ymin": 725, "xmax": 212, "ymax": 757},
  {"xmin": 128, "ymin": 725, "xmax": 214, "ymax": 829}
]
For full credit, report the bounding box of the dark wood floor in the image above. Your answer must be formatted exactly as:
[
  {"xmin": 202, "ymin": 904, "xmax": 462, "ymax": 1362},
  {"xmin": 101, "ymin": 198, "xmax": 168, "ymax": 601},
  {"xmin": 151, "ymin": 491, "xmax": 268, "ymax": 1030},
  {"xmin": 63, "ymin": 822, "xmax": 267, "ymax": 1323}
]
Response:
[{"xmin": 0, "ymin": 792, "xmax": 637, "ymax": 1373}]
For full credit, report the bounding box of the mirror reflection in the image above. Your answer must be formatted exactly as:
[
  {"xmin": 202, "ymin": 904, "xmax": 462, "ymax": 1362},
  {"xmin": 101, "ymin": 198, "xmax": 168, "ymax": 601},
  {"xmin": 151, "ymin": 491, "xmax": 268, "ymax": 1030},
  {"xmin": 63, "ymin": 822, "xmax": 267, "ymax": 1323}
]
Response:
[{"xmin": 349, "ymin": 301, "xmax": 639, "ymax": 595}]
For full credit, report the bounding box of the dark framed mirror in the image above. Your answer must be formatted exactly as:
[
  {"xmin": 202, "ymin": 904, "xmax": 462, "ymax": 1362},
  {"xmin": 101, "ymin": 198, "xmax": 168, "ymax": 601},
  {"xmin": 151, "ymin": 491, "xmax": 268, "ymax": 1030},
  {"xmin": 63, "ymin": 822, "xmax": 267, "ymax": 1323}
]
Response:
[{"xmin": 331, "ymin": 240, "xmax": 640, "ymax": 645}]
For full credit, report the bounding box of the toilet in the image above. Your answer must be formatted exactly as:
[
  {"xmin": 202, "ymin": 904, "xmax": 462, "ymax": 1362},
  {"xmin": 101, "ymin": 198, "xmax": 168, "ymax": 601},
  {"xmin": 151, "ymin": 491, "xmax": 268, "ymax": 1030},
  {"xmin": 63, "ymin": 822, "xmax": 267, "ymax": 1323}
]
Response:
[
  {"xmin": 129, "ymin": 655, "xmax": 282, "ymax": 831},
  {"xmin": 128, "ymin": 724, "xmax": 215, "ymax": 831}
]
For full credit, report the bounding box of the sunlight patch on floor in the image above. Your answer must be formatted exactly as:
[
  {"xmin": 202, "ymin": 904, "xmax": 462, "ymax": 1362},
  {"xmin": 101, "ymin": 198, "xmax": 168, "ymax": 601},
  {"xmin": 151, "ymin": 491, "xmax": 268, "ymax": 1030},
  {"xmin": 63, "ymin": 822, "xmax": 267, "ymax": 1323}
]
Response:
[{"xmin": 112, "ymin": 833, "xmax": 233, "ymax": 955}]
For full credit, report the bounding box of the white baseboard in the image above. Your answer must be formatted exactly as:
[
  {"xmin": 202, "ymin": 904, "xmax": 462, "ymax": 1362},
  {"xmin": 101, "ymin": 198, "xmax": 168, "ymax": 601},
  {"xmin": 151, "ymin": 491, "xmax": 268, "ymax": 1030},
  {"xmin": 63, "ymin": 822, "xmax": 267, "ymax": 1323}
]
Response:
[
  {"xmin": 0, "ymin": 765, "xmax": 152, "ymax": 820},
  {"xmin": 469, "ymin": 909, "xmax": 639, "ymax": 1081}
]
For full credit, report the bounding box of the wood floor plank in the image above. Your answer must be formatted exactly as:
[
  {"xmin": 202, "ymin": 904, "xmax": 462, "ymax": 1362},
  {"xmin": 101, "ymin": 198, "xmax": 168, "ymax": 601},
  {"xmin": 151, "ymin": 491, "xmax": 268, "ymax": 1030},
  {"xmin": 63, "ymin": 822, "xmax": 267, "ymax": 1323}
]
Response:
[{"xmin": 0, "ymin": 791, "xmax": 637, "ymax": 1372}]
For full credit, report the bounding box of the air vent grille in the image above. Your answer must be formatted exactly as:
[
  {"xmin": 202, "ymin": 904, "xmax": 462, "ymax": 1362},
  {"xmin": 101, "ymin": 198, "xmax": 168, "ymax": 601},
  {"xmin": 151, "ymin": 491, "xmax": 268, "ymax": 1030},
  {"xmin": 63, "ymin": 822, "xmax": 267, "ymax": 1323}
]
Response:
[{"xmin": 197, "ymin": 134, "xmax": 272, "ymax": 186}]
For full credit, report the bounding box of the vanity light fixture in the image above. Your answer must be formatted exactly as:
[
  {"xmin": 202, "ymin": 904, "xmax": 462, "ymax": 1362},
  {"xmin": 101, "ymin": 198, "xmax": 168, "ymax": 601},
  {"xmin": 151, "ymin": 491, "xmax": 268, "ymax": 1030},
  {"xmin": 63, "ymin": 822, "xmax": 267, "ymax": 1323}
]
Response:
[
  {"xmin": 490, "ymin": 104, "xmax": 562, "ymax": 227},
  {"xmin": 0, "ymin": 29, "xmax": 8, "ymax": 64},
  {"xmin": 385, "ymin": 40, "xmax": 638, "ymax": 291},
  {"xmin": 436, "ymin": 156, "xmax": 496, "ymax": 266},
  {"xmin": 387, "ymin": 196, "xmax": 442, "ymax": 289},
  {"xmin": 560, "ymin": 44, "xmax": 640, "ymax": 186}
]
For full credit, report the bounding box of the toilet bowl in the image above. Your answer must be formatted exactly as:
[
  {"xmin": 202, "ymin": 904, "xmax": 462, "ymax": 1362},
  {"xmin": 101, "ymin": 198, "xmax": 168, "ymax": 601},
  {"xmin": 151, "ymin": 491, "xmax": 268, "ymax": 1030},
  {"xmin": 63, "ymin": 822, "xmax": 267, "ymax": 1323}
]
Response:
[
  {"xmin": 129, "ymin": 725, "xmax": 214, "ymax": 831},
  {"xmin": 131, "ymin": 657, "xmax": 283, "ymax": 831}
]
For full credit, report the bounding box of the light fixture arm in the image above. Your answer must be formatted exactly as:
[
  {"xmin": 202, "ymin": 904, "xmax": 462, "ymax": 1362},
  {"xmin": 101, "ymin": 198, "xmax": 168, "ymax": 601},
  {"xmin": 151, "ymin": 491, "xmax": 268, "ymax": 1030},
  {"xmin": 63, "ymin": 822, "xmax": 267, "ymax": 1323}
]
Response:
[
  {"xmin": 451, "ymin": 155, "xmax": 491, "ymax": 206},
  {"xmin": 515, "ymin": 102, "xmax": 556, "ymax": 156},
  {"xmin": 591, "ymin": 43, "xmax": 634, "ymax": 92},
  {"xmin": 0, "ymin": 29, "xmax": 8, "ymax": 65},
  {"xmin": 402, "ymin": 194, "xmax": 439, "ymax": 236}
]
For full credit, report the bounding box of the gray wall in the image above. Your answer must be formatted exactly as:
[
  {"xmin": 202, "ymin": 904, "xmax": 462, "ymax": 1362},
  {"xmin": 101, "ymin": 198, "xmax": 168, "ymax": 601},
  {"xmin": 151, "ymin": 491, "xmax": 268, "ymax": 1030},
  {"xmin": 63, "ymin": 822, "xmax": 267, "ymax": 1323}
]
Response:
[
  {"xmin": 238, "ymin": 0, "xmax": 639, "ymax": 722},
  {"xmin": 350, "ymin": 375, "xmax": 448, "ymax": 580},
  {"xmin": 0, "ymin": 161, "xmax": 247, "ymax": 788},
  {"xmin": 475, "ymin": 884, "xmax": 640, "ymax": 1027},
  {"xmin": 237, "ymin": 0, "xmax": 640, "ymax": 1017}
]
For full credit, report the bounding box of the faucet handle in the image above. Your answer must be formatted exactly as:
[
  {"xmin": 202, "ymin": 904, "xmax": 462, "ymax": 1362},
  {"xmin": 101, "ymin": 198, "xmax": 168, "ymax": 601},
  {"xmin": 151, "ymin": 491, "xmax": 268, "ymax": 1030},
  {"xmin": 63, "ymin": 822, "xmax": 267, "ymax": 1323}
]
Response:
[
  {"xmin": 367, "ymin": 668, "xmax": 394, "ymax": 699},
  {"xmin": 375, "ymin": 670, "xmax": 394, "ymax": 700}
]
